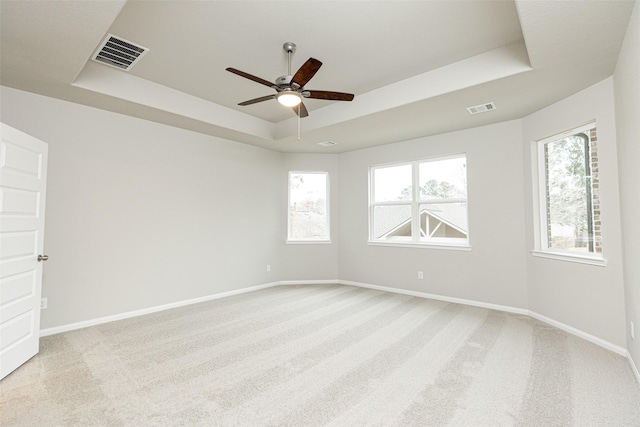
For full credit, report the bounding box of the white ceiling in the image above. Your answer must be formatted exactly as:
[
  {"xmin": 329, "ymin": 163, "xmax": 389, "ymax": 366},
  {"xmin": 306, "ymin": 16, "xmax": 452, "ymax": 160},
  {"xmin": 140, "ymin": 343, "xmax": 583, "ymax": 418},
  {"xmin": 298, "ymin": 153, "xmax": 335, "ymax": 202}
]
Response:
[{"xmin": 1, "ymin": 1, "xmax": 635, "ymax": 153}]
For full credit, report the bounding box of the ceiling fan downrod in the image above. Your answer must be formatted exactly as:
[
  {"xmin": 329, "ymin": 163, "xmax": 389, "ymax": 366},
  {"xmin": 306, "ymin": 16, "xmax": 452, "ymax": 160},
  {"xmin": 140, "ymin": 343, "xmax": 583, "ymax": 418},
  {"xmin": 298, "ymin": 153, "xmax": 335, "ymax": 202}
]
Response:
[{"xmin": 283, "ymin": 42, "xmax": 296, "ymax": 76}]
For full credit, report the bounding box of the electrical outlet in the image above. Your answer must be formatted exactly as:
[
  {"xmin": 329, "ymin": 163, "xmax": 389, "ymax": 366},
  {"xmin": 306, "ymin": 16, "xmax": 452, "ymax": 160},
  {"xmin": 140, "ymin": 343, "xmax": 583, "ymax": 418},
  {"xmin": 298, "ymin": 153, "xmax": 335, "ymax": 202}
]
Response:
[
  {"xmin": 266, "ymin": 264, "xmax": 271, "ymax": 272},
  {"xmin": 631, "ymin": 321, "xmax": 635, "ymax": 340},
  {"xmin": 417, "ymin": 271, "xmax": 424, "ymax": 279},
  {"xmin": 41, "ymin": 298, "xmax": 48, "ymax": 310}
]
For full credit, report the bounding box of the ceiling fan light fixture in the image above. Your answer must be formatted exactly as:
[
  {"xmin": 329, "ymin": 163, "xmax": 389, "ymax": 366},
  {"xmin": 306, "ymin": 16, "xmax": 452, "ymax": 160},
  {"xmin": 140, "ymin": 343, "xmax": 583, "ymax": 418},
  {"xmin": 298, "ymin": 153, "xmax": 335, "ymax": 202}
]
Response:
[{"xmin": 277, "ymin": 91, "xmax": 302, "ymax": 107}]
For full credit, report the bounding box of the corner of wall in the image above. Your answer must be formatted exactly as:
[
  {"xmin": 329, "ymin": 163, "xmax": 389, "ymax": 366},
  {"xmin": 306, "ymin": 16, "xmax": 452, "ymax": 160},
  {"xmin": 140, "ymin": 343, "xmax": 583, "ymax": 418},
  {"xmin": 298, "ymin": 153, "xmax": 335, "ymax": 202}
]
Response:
[
  {"xmin": 613, "ymin": 0, "xmax": 640, "ymax": 374},
  {"xmin": 521, "ymin": 78, "xmax": 627, "ymax": 349}
]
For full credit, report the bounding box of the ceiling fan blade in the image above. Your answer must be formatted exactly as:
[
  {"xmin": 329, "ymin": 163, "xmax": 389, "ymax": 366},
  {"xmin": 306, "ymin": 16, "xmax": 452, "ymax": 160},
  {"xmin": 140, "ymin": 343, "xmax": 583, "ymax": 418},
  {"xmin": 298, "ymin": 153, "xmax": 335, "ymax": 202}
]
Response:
[
  {"xmin": 306, "ymin": 90, "xmax": 355, "ymax": 101},
  {"xmin": 292, "ymin": 102, "xmax": 309, "ymax": 118},
  {"xmin": 238, "ymin": 95, "xmax": 276, "ymax": 106},
  {"xmin": 226, "ymin": 68, "xmax": 275, "ymax": 88},
  {"xmin": 291, "ymin": 58, "xmax": 322, "ymax": 88}
]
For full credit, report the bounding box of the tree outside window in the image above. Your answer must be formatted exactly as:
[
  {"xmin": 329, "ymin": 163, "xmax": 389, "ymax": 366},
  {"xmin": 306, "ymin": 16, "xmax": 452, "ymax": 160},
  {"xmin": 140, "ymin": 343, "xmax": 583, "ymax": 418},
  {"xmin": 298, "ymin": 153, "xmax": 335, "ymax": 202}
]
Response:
[{"xmin": 539, "ymin": 124, "xmax": 602, "ymax": 256}]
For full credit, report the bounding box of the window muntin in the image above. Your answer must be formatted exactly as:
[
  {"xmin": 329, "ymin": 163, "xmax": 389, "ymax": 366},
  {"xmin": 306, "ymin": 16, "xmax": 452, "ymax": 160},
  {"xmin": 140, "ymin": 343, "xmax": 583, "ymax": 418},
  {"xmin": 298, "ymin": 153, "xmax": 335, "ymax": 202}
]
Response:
[
  {"xmin": 535, "ymin": 123, "xmax": 603, "ymax": 259},
  {"xmin": 370, "ymin": 155, "xmax": 469, "ymax": 247},
  {"xmin": 288, "ymin": 171, "xmax": 330, "ymax": 242}
]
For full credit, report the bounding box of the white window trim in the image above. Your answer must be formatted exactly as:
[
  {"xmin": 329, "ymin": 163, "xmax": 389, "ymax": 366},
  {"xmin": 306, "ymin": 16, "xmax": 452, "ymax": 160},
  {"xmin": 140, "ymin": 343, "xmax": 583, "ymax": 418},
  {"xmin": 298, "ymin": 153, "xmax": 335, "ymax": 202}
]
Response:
[
  {"xmin": 369, "ymin": 154, "xmax": 470, "ymax": 250},
  {"xmin": 287, "ymin": 171, "xmax": 330, "ymax": 244},
  {"xmin": 368, "ymin": 241, "xmax": 471, "ymax": 251},
  {"xmin": 531, "ymin": 121, "xmax": 606, "ymax": 266},
  {"xmin": 530, "ymin": 249, "xmax": 607, "ymax": 267}
]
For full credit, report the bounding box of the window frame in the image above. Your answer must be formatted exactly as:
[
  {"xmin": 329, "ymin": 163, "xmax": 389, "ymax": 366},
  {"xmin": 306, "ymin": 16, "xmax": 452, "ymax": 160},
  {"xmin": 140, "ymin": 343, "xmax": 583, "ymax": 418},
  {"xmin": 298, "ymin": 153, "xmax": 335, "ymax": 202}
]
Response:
[
  {"xmin": 368, "ymin": 154, "xmax": 470, "ymax": 250},
  {"xmin": 531, "ymin": 122, "xmax": 606, "ymax": 266},
  {"xmin": 287, "ymin": 170, "xmax": 331, "ymax": 244}
]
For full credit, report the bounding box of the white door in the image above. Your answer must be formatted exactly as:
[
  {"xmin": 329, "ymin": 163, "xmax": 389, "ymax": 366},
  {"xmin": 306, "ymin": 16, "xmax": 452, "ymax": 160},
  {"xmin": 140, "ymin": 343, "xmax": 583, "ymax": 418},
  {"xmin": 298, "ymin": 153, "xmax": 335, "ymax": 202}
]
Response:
[{"xmin": 0, "ymin": 123, "xmax": 48, "ymax": 380}]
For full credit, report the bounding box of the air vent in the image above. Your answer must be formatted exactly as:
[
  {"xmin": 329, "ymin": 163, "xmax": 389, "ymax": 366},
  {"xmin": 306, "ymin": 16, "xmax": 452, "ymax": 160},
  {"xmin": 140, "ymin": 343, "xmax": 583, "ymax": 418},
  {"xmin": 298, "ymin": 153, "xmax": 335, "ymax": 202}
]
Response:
[
  {"xmin": 92, "ymin": 34, "xmax": 149, "ymax": 71},
  {"xmin": 466, "ymin": 102, "xmax": 496, "ymax": 115},
  {"xmin": 318, "ymin": 141, "xmax": 337, "ymax": 147}
]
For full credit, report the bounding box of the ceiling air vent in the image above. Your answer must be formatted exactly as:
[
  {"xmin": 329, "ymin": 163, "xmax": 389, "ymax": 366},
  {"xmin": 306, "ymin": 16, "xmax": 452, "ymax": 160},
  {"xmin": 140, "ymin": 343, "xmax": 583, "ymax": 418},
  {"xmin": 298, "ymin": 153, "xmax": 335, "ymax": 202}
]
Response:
[
  {"xmin": 92, "ymin": 34, "xmax": 149, "ymax": 71},
  {"xmin": 466, "ymin": 102, "xmax": 496, "ymax": 115},
  {"xmin": 318, "ymin": 141, "xmax": 337, "ymax": 147}
]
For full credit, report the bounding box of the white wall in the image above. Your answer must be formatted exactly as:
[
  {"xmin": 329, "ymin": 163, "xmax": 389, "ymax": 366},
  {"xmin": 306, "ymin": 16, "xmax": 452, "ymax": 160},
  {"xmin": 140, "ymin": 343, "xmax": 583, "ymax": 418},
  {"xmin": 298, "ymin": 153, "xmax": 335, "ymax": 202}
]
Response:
[
  {"xmin": 522, "ymin": 78, "xmax": 627, "ymax": 347},
  {"xmin": 1, "ymin": 87, "xmax": 283, "ymax": 329},
  {"xmin": 614, "ymin": 0, "xmax": 640, "ymax": 365},
  {"xmin": 1, "ymin": 69, "xmax": 635, "ymax": 356},
  {"xmin": 281, "ymin": 153, "xmax": 340, "ymax": 281},
  {"xmin": 338, "ymin": 120, "xmax": 529, "ymax": 309}
]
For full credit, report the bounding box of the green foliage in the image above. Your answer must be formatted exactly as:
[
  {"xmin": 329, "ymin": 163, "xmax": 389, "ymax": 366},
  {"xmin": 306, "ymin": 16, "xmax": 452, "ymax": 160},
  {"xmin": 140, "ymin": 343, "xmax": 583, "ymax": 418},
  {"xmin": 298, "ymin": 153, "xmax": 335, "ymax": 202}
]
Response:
[{"xmin": 546, "ymin": 135, "xmax": 590, "ymax": 246}]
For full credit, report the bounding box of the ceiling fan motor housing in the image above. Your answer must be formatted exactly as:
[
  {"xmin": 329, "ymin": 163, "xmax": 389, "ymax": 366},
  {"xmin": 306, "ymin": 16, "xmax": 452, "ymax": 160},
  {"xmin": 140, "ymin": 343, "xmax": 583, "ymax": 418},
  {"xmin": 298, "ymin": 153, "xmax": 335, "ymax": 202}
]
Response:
[{"xmin": 275, "ymin": 75, "xmax": 293, "ymax": 87}]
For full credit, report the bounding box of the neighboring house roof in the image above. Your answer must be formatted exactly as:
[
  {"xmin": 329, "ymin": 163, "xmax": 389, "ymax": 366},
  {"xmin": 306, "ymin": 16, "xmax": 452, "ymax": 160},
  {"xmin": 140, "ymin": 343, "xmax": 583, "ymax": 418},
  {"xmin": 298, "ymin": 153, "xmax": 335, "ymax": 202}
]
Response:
[
  {"xmin": 424, "ymin": 204, "xmax": 468, "ymax": 234},
  {"xmin": 373, "ymin": 206, "xmax": 412, "ymax": 239},
  {"xmin": 375, "ymin": 203, "xmax": 468, "ymax": 238}
]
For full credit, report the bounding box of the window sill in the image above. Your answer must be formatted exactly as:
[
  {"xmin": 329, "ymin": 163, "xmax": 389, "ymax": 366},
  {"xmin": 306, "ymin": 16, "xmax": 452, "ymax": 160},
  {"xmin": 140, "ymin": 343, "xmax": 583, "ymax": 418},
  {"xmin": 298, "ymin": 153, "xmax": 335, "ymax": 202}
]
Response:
[
  {"xmin": 368, "ymin": 241, "xmax": 471, "ymax": 251},
  {"xmin": 530, "ymin": 250, "xmax": 607, "ymax": 267},
  {"xmin": 287, "ymin": 240, "xmax": 332, "ymax": 245}
]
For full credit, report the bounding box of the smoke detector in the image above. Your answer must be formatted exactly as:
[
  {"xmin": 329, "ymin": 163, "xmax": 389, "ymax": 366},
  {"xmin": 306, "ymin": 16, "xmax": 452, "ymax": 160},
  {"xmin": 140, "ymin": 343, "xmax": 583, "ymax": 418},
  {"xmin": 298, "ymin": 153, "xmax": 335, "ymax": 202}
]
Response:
[{"xmin": 318, "ymin": 141, "xmax": 337, "ymax": 147}]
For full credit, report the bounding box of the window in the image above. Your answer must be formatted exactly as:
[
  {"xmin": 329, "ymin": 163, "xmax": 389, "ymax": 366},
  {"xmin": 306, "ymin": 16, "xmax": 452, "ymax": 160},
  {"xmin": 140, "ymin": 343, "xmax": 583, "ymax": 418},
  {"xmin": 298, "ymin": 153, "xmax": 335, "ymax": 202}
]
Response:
[
  {"xmin": 533, "ymin": 123, "xmax": 604, "ymax": 265},
  {"xmin": 369, "ymin": 155, "xmax": 468, "ymax": 248},
  {"xmin": 288, "ymin": 171, "xmax": 330, "ymax": 242}
]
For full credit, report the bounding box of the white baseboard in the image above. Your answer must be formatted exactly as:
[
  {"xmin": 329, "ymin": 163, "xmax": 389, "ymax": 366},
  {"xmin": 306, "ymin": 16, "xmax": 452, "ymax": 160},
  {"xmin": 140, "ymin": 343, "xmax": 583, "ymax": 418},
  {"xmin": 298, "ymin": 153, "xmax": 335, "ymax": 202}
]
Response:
[
  {"xmin": 628, "ymin": 351, "xmax": 640, "ymax": 386},
  {"xmin": 527, "ymin": 311, "xmax": 627, "ymax": 357},
  {"xmin": 39, "ymin": 279, "xmax": 630, "ymax": 367},
  {"xmin": 338, "ymin": 279, "xmax": 529, "ymax": 315},
  {"xmin": 39, "ymin": 281, "xmax": 281, "ymax": 337},
  {"xmin": 40, "ymin": 280, "xmax": 341, "ymax": 336},
  {"xmin": 339, "ymin": 280, "xmax": 628, "ymax": 357}
]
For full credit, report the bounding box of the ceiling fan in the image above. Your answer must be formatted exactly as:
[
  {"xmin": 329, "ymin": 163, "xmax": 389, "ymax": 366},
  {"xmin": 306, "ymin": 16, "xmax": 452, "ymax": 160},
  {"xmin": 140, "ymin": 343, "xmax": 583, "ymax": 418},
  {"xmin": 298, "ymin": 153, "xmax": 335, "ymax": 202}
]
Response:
[{"xmin": 226, "ymin": 42, "xmax": 355, "ymax": 118}]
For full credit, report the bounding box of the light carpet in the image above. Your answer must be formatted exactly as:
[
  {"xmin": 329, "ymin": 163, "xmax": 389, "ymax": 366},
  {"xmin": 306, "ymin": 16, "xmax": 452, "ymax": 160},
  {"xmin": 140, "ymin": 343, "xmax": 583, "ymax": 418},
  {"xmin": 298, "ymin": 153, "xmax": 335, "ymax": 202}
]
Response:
[{"xmin": 1, "ymin": 284, "xmax": 639, "ymax": 426}]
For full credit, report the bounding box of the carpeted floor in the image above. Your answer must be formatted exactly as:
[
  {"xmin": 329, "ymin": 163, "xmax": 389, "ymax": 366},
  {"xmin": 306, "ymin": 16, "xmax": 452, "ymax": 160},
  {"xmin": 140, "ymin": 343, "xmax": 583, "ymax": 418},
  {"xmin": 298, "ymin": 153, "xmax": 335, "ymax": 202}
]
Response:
[{"xmin": 1, "ymin": 284, "xmax": 639, "ymax": 426}]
